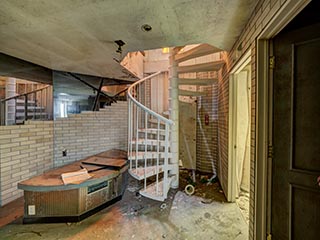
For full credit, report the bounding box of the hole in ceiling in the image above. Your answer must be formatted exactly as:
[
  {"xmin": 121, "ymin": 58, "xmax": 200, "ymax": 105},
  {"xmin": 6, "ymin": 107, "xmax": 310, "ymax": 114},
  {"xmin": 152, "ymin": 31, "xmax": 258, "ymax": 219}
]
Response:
[{"xmin": 141, "ymin": 24, "xmax": 152, "ymax": 32}]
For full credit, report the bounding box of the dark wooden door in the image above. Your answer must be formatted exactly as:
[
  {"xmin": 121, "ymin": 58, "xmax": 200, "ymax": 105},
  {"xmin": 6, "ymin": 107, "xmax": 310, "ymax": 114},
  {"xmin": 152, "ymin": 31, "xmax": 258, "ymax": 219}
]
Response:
[{"xmin": 272, "ymin": 22, "xmax": 320, "ymax": 239}]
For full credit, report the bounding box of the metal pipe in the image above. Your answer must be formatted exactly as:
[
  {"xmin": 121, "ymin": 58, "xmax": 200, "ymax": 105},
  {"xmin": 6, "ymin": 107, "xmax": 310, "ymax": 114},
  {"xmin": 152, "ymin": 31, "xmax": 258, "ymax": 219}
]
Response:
[
  {"xmin": 128, "ymin": 99, "xmax": 131, "ymax": 170},
  {"xmin": 33, "ymin": 92, "xmax": 36, "ymax": 120},
  {"xmin": 144, "ymin": 111, "xmax": 147, "ymax": 190},
  {"xmin": 156, "ymin": 119, "xmax": 160, "ymax": 194},
  {"xmin": 130, "ymin": 100, "xmax": 133, "ymax": 170},
  {"xmin": 135, "ymin": 99, "xmax": 139, "ymax": 170},
  {"xmin": 164, "ymin": 123, "xmax": 169, "ymax": 198},
  {"xmin": 24, "ymin": 95, "xmax": 28, "ymax": 122},
  {"xmin": 14, "ymin": 98, "xmax": 17, "ymax": 124},
  {"xmin": 0, "ymin": 102, "xmax": 5, "ymax": 125}
]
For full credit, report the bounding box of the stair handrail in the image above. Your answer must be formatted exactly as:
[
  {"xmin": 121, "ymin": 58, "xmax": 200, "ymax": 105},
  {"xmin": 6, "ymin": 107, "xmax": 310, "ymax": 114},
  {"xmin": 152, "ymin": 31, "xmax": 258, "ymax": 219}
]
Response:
[
  {"xmin": 0, "ymin": 85, "xmax": 51, "ymax": 103},
  {"xmin": 127, "ymin": 71, "xmax": 173, "ymax": 201},
  {"xmin": 0, "ymin": 85, "xmax": 52, "ymax": 125},
  {"xmin": 127, "ymin": 71, "xmax": 174, "ymax": 125}
]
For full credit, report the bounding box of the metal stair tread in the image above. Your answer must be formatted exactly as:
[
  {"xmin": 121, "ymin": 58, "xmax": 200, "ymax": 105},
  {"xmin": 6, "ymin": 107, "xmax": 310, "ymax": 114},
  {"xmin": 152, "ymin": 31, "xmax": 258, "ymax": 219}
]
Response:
[
  {"xmin": 131, "ymin": 139, "xmax": 166, "ymax": 146},
  {"xmin": 178, "ymin": 77, "xmax": 218, "ymax": 85},
  {"xmin": 16, "ymin": 99, "xmax": 36, "ymax": 104},
  {"xmin": 128, "ymin": 151, "xmax": 172, "ymax": 160},
  {"xmin": 175, "ymin": 44, "xmax": 221, "ymax": 63},
  {"xmin": 148, "ymin": 119, "xmax": 167, "ymax": 125},
  {"xmin": 16, "ymin": 112, "xmax": 48, "ymax": 117},
  {"xmin": 16, "ymin": 106, "xmax": 46, "ymax": 110},
  {"xmin": 129, "ymin": 165, "xmax": 164, "ymax": 180},
  {"xmin": 178, "ymin": 89, "xmax": 206, "ymax": 96},
  {"xmin": 177, "ymin": 60, "xmax": 224, "ymax": 73},
  {"xmin": 138, "ymin": 128, "xmax": 168, "ymax": 135}
]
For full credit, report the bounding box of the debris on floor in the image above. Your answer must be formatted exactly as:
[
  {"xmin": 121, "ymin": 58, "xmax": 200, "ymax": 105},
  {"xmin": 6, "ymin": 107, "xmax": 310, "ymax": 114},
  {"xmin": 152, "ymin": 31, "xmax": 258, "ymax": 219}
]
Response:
[
  {"xmin": 0, "ymin": 175, "xmax": 248, "ymax": 240},
  {"xmin": 184, "ymin": 184, "xmax": 195, "ymax": 196},
  {"xmin": 169, "ymin": 191, "xmax": 248, "ymax": 240},
  {"xmin": 179, "ymin": 169, "xmax": 226, "ymax": 203},
  {"xmin": 236, "ymin": 190, "xmax": 250, "ymax": 224}
]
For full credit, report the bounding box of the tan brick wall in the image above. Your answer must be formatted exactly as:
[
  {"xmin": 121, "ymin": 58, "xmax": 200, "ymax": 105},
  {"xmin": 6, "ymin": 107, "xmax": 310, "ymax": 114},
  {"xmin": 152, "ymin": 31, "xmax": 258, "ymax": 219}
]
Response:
[
  {"xmin": 0, "ymin": 101, "xmax": 128, "ymax": 206},
  {"xmin": 54, "ymin": 101, "xmax": 128, "ymax": 167},
  {"xmin": 196, "ymin": 83, "xmax": 219, "ymax": 173},
  {"xmin": 217, "ymin": 0, "xmax": 289, "ymax": 239},
  {"xmin": 0, "ymin": 121, "xmax": 53, "ymax": 206},
  {"xmin": 217, "ymin": 59, "xmax": 229, "ymax": 194}
]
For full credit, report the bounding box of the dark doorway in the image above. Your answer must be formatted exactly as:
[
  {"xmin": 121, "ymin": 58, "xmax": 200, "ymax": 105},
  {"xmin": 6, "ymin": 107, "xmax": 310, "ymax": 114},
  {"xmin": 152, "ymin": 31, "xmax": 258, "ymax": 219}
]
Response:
[{"xmin": 272, "ymin": 1, "xmax": 320, "ymax": 239}]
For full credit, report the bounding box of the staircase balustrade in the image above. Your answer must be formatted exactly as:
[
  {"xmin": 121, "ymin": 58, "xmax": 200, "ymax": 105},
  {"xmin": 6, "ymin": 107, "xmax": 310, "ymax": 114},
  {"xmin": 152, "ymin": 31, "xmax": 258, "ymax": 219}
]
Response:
[
  {"xmin": 0, "ymin": 85, "xmax": 52, "ymax": 125},
  {"xmin": 127, "ymin": 71, "xmax": 174, "ymax": 201}
]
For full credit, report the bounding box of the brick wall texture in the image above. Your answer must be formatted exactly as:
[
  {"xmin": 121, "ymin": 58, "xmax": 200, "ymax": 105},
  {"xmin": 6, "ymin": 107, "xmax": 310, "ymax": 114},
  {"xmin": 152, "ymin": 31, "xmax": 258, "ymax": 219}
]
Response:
[
  {"xmin": 217, "ymin": 0, "xmax": 290, "ymax": 239},
  {"xmin": 196, "ymin": 83, "xmax": 219, "ymax": 173},
  {"xmin": 54, "ymin": 101, "xmax": 128, "ymax": 167},
  {"xmin": 0, "ymin": 121, "xmax": 53, "ymax": 206},
  {"xmin": 0, "ymin": 101, "xmax": 128, "ymax": 206}
]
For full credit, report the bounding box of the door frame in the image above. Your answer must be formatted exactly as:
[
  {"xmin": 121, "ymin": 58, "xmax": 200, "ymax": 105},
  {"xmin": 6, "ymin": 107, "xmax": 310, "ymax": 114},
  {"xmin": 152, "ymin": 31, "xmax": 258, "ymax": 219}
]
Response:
[
  {"xmin": 255, "ymin": 0, "xmax": 311, "ymax": 239},
  {"xmin": 228, "ymin": 50, "xmax": 251, "ymax": 202}
]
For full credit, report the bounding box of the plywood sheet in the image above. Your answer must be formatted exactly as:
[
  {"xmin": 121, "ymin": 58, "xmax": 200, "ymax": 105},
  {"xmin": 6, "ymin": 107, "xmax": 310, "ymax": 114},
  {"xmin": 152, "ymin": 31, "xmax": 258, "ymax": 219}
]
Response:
[
  {"xmin": 80, "ymin": 163, "xmax": 105, "ymax": 172},
  {"xmin": 61, "ymin": 169, "xmax": 92, "ymax": 185},
  {"xmin": 18, "ymin": 161, "xmax": 117, "ymax": 187},
  {"xmin": 96, "ymin": 149, "xmax": 127, "ymax": 159},
  {"xmin": 82, "ymin": 156, "xmax": 127, "ymax": 168}
]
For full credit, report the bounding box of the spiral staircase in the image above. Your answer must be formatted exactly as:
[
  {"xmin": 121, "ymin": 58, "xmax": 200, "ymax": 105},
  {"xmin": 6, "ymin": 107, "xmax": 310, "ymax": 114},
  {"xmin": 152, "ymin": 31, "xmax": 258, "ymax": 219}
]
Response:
[{"xmin": 127, "ymin": 44, "xmax": 224, "ymax": 201}]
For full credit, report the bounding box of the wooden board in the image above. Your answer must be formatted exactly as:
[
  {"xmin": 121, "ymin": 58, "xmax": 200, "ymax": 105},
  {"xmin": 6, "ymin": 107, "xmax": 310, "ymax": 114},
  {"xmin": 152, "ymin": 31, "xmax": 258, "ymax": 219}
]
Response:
[
  {"xmin": 61, "ymin": 169, "xmax": 92, "ymax": 185},
  {"xmin": 18, "ymin": 149, "xmax": 128, "ymax": 188},
  {"xmin": 82, "ymin": 156, "xmax": 127, "ymax": 168},
  {"xmin": 80, "ymin": 163, "xmax": 105, "ymax": 172},
  {"xmin": 96, "ymin": 149, "xmax": 127, "ymax": 159},
  {"xmin": 18, "ymin": 161, "xmax": 117, "ymax": 187}
]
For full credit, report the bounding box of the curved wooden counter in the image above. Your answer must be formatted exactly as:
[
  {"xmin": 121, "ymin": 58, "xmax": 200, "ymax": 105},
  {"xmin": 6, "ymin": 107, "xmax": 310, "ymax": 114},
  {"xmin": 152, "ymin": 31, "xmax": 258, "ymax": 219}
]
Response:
[
  {"xmin": 18, "ymin": 149, "xmax": 128, "ymax": 223},
  {"xmin": 18, "ymin": 159, "xmax": 127, "ymax": 192}
]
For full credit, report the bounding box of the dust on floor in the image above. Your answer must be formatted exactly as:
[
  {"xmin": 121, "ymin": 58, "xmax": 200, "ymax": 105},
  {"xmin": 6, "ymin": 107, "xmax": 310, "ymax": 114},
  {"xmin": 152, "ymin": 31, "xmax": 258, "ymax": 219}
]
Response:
[
  {"xmin": 0, "ymin": 175, "xmax": 248, "ymax": 240},
  {"xmin": 236, "ymin": 190, "xmax": 250, "ymax": 225}
]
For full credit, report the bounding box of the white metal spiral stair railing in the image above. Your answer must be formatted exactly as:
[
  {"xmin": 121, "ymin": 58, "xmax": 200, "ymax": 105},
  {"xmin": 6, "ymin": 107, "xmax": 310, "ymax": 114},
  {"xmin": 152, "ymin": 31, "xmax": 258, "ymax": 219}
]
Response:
[{"xmin": 127, "ymin": 71, "xmax": 174, "ymax": 201}]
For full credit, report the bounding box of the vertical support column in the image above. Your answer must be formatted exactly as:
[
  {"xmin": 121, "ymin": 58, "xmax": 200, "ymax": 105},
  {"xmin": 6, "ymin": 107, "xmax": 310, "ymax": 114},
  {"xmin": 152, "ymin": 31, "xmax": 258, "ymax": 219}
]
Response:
[
  {"xmin": 5, "ymin": 77, "xmax": 16, "ymax": 125},
  {"xmin": 169, "ymin": 48, "xmax": 179, "ymax": 188}
]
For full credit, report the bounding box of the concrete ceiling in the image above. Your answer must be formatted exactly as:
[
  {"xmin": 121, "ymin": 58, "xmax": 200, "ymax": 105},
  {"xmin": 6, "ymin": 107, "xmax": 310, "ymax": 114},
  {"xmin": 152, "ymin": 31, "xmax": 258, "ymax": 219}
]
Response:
[{"xmin": 0, "ymin": 0, "xmax": 256, "ymax": 81}]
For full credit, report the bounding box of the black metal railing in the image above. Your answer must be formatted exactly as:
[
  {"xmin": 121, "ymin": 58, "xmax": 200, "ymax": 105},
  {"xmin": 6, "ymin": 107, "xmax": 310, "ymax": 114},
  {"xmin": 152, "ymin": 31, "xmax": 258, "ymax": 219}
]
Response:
[{"xmin": 0, "ymin": 85, "xmax": 53, "ymax": 125}]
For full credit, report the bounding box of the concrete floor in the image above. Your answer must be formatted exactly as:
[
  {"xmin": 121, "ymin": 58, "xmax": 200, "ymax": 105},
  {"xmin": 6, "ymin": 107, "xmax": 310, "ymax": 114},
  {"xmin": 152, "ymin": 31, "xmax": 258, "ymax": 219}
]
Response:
[{"xmin": 0, "ymin": 177, "xmax": 248, "ymax": 240}]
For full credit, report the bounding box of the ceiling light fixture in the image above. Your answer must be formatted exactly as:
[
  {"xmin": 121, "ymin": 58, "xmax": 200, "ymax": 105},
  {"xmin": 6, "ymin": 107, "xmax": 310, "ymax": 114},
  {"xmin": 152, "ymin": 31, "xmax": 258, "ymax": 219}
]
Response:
[
  {"xmin": 114, "ymin": 40, "xmax": 125, "ymax": 54},
  {"xmin": 141, "ymin": 24, "xmax": 152, "ymax": 32}
]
